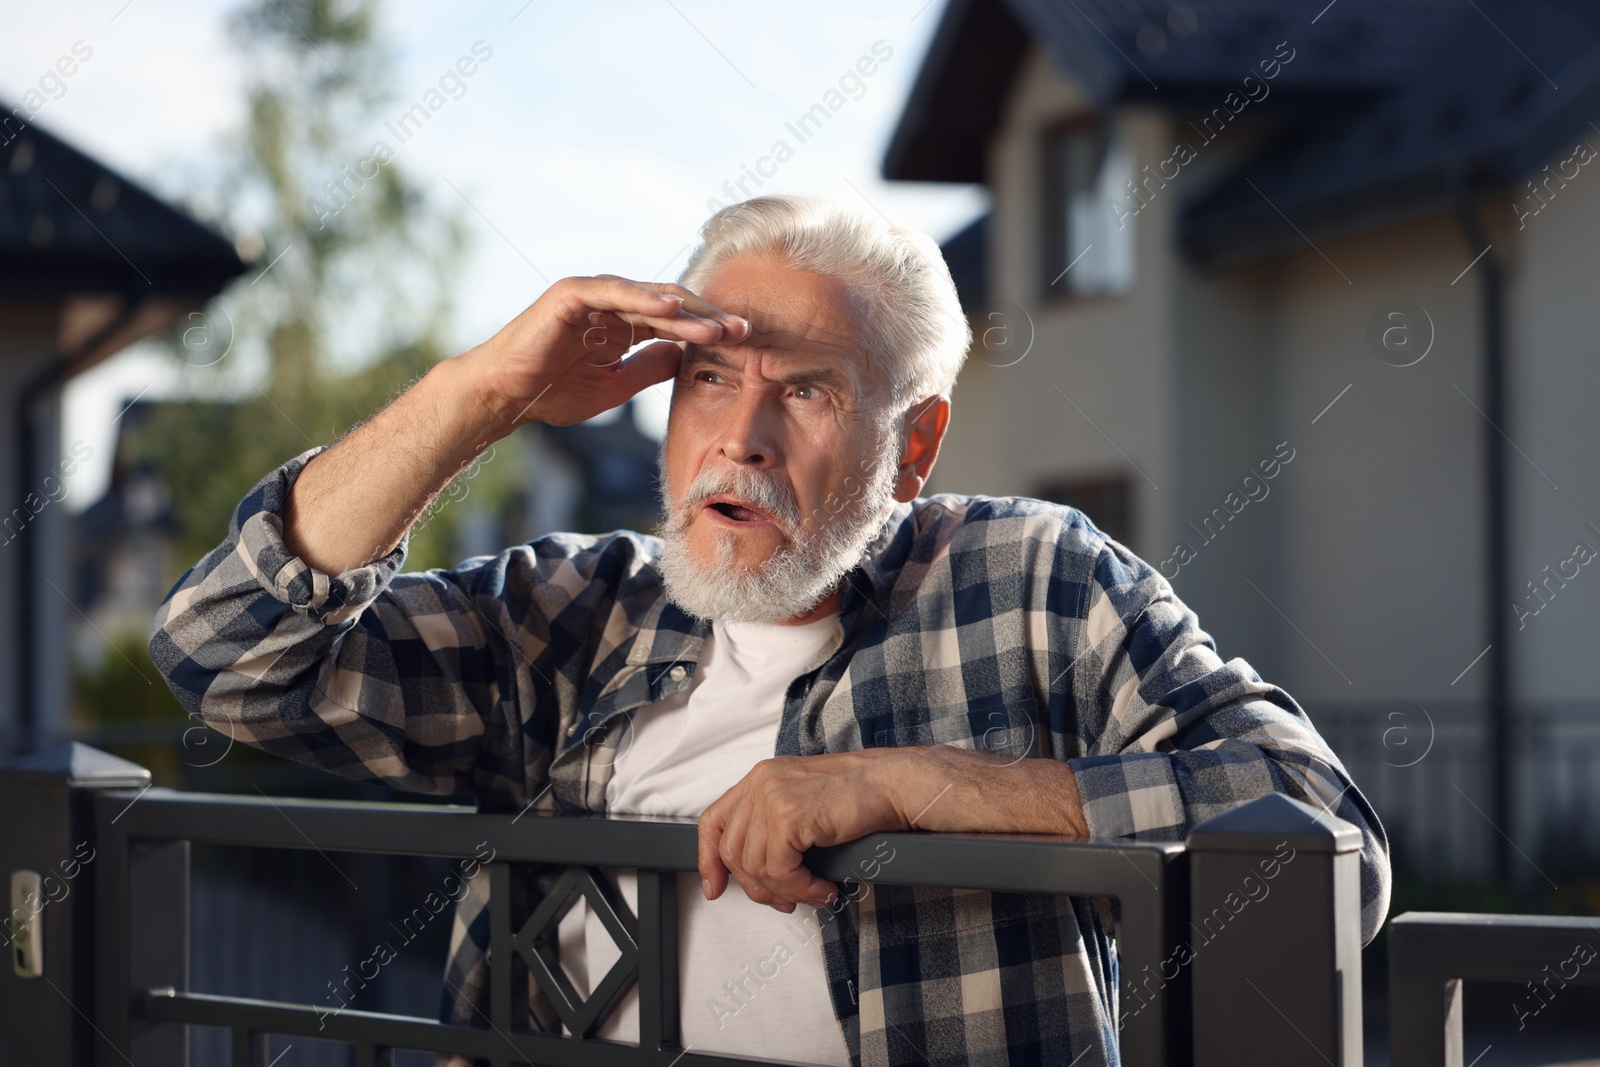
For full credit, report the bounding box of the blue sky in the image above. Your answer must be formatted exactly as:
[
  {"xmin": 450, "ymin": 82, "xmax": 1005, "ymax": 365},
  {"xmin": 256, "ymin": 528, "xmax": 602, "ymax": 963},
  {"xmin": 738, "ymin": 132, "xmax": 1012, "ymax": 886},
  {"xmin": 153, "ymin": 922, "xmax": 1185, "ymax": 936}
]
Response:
[{"xmin": 0, "ymin": 0, "xmax": 985, "ymax": 506}]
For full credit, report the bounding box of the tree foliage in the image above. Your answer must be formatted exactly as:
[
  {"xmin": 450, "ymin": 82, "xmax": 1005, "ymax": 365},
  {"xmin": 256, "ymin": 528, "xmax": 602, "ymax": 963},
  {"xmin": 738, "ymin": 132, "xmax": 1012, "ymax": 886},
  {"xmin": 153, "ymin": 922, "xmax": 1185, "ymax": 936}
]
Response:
[{"xmin": 127, "ymin": 0, "xmax": 491, "ymax": 576}]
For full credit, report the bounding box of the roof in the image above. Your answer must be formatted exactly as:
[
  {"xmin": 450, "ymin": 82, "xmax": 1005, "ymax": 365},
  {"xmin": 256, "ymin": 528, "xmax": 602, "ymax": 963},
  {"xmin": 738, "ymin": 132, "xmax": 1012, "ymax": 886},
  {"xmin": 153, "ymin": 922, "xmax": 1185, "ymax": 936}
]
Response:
[
  {"xmin": 882, "ymin": 0, "xmax": 1031, "ymax": 184},
  {"xmin": 541, "ymin": 400, "xmax": 663, "ymax": 532},
  {"xmin": 74, "ymin": 398, "xmax": 192, "ymax": 553},
  {"xmin": 887, "ymin": 0, "xmax": 1600, "ymax": 265},
  {"xmin": 1183, "ymin": 1, "xmax": 1600, "ymax": 264},
  {"xmin": 0, "ymin": 109, "xmax": 247, "ymax": 296},
  {"xmin": 940, "ymin": 211, "xmax": 988, "ymax": 311}
]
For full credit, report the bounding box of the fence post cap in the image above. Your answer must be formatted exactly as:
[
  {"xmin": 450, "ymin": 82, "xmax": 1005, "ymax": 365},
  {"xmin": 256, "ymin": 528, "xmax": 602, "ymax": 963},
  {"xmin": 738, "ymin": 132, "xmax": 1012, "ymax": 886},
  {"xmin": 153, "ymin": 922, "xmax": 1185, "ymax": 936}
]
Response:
[
  {"xmin": 1186, "ymin": 792, "xmax": 1362, "ymax": 854},
  {"xmin": 0, "ymin": 741, "xmax": 151, "ymax": 789}
]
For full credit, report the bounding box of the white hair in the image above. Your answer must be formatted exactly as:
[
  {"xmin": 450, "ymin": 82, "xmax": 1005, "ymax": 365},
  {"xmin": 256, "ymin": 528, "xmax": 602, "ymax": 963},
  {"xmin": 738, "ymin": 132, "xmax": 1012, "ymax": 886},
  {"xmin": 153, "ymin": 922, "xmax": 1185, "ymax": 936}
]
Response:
[{"xmin": 677, "ymin": 193, "xmax": 972, "ymax": 413}]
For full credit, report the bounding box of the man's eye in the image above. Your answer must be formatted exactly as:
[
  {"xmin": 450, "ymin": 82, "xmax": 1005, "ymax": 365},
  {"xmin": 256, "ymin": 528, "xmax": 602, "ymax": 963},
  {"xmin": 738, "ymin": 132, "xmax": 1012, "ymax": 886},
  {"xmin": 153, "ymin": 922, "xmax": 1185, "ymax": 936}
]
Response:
[
  {"xmin": 792, "ymin": 385, "xmax": 820, "ymax": 401},
  {"xmin": 695, "ymin": 371, "xmax": 725, "ymax": 384}
]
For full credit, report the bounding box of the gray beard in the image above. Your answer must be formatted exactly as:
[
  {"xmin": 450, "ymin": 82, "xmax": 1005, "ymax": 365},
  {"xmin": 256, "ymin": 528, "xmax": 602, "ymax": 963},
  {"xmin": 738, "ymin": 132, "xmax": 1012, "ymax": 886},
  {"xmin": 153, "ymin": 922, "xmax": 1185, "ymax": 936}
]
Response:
[{"xmin": 654, "ymin": 444, "xmax": 899, "ymax": 624}]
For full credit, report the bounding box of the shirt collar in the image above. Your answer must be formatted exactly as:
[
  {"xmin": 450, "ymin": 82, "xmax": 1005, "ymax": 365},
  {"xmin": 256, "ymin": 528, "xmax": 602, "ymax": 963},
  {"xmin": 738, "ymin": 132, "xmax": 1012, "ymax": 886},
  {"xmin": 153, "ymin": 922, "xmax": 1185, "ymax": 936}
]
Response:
[
  {"xmin": 838, "ymin": 500, "xmax": 916, "ymax": 638},
  {"xmin": 625, "ymin": 594, "xmax": 707, "ymax": 666}
]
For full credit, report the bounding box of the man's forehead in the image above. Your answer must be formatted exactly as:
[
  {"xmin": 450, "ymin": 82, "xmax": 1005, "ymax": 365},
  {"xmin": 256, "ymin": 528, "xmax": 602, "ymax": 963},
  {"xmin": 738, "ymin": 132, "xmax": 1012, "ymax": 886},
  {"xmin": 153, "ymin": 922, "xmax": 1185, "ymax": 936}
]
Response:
[
  {"xmin": 700, "ymin": 259, "xmax": 865, "ymax": 340},
  {"xmin": 707, "ymin": 288, "xmax": 857, "ymax": 345},
  {"xmin": 688, "ymin": 257, "xmax": 890, "ymax": 392},
  {"xmin": 686, "ymin": 322, "xmax": 854, "ymax": 361}
]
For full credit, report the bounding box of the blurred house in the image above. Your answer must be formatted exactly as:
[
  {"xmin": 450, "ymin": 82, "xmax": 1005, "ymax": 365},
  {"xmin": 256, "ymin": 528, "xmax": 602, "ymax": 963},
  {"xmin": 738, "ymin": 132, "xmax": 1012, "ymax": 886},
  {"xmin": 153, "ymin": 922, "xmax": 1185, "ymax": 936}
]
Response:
[
  {"xmin": 0, "ymin": 107, "xmax": 247, "ymax": 761},
  {"xmin": 70, "ymin": 400, "xmax": 187, "ymax": 661},
  {"xmin": 898, "ymin": 0, "xmax": 1600, "ymax": 878},
  {"xmin": 74, "ymin": 398, "xmax": 663, "ymax": 651},
  {"xmin": 456, "ymin": 398, "xmax": 664, "ymax": 558}
]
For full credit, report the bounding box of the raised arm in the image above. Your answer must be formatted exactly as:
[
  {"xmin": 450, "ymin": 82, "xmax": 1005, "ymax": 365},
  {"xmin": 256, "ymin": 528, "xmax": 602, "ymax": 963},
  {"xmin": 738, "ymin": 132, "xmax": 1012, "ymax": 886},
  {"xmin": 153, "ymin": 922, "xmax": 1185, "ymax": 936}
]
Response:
[
  {"xmin": 150, "ymin": 276, "xmax": 749, "ymax": 796},
  {"xmin": 286, "ymin": 276, "xmax": 750, "ymax": 575}
]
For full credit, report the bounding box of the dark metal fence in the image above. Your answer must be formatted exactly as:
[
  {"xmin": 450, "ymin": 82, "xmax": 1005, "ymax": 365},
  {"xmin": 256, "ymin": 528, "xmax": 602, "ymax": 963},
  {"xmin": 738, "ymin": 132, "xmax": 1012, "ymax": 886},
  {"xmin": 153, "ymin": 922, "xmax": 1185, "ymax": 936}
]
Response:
[
  {"xmin": 1315, "ymin": 701, "xmax": 1600, "ymax": 880},
  {"xmin": 2, "ymin": 743, "xmax": 1371, "ymax": 1066},
  {"xmin": 1389, "ymin": 912, "xmax": 1600, "ymax": 1067}
]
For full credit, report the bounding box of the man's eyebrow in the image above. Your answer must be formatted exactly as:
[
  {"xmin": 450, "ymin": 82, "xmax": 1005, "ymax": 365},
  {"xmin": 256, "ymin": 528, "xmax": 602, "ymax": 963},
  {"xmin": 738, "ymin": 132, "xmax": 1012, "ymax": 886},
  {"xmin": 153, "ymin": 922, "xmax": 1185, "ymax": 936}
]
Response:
[
  {"xmin": 682, "ymin": 343, "xmax": 853, "ymax": 391},
  {"xmin": 780, "ymin": 365, "xmax": 850, "ymax": 390},
  {"xmin": 681, "ymin": 343, "xmax": 736, "ymax": 371}
]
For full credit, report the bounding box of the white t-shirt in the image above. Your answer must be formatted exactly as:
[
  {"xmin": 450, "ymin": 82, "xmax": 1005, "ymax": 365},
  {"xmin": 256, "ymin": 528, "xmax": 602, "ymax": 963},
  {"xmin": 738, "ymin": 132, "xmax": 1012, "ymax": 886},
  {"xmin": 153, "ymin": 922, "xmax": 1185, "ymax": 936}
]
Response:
[{"xmin": 554, "ymin": 613, "xmax": 853, "ymax": 1064}]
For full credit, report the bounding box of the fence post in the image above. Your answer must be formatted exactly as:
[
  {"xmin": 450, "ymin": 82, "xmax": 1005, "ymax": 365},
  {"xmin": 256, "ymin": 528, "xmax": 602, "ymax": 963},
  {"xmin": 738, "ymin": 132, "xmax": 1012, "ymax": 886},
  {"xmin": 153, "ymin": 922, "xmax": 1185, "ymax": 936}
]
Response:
[
  {"xmin": 1186, "ymin": 792, "xmax": 1365, "ymax": 1066},
  {"xmin": 0, "ymin": 741, "xmax": 152, "ymax": 1065}
]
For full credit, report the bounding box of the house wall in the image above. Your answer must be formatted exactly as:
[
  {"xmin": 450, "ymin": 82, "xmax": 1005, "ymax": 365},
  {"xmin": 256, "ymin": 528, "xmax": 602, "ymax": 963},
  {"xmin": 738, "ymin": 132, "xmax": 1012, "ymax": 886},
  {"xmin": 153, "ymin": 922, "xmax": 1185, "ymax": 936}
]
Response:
[
  {"xmin": 929, "ymin": 44, "xmax": 1178, "ymax": 567},
  {"xmin": 1504, "ymin": 137, "xmax": 1600, "ymax": 704},
  {"xmin": 934, "ymin": 41, "xmax": 1501, "ymax": 707},
  {"xmin": 1199, "ymin": 179, "xmax": 1600, "ymax": 873},
  {"xmin": 0, "ymin": 300, "xmax": 72, "ymax": 758},
  {"xmin": 922, "ymin": 40, "xmax": 1600, "ymax": 875},
  {"xmin": 1162, "ymin": 258, "xmax": 1282, "ymax": 683},
  {"xmin": 1501, "ymin": 136, "xmax": 1600, "ymax": 857},
  {"xmin": 1254, "ymin": 214, "xmax": 1507, "ymax": 872},
  {"xmin": 1251, "ymin": 213, "xmax": 1489, "ymax": 706},
  {"xmin": 930, "ymin": 41, "xmax": 1301, "ymax": 674}
]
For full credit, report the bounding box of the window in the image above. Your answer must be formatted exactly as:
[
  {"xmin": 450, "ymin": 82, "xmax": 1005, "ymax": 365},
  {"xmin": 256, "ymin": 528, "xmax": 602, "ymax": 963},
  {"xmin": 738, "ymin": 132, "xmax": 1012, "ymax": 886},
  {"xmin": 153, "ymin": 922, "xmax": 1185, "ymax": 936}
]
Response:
[
  {"xmin": 1034, "ymin": 473, "xmax": 1133, "ymax": 546},
  {"xmin": 1040, "ymin": 118, "xmax": 1136, "ymax": 300}
]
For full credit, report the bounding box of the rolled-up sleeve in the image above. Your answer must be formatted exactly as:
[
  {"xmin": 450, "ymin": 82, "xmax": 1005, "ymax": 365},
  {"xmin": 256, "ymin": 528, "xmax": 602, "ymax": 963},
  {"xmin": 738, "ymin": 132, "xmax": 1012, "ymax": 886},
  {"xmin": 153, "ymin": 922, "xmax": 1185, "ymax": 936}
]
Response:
[
  {"xmin": 148, "ymin": 447, "xmax": 515, "ymax": 798},
  {"xmin": 1065, "ymin": 537, "xmax": 1392, "ymax": 945}
]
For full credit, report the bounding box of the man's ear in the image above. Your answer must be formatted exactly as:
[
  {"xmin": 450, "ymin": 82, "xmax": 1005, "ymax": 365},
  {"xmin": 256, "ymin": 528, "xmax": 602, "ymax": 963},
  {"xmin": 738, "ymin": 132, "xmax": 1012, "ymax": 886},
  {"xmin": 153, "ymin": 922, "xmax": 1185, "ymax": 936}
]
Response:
[{"xmin": 893, "ymin": 396, "xmax": 950, "ymax": 502}]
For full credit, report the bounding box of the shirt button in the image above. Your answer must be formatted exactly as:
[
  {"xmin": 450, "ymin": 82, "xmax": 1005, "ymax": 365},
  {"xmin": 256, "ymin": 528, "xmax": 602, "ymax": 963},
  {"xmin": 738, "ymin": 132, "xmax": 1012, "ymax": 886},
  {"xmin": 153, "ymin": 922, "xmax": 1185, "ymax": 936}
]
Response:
[
  {"xmin": 565, "ymin": 721, "xmax": 578, "ymax": 739},
  {"xmin": 669, "ymin": 665, "xmax": 687, "ymax": 682}
]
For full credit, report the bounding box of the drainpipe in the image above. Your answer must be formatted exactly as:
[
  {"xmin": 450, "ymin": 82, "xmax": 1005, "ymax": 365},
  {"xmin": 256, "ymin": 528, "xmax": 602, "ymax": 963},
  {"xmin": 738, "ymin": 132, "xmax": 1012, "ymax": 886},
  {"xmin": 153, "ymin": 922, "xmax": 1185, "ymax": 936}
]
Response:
[
  {"xmin": 14, "ymin": 293, "xmax": 145, "ymax": 756},
  {"xmin": 1455, "ymin": 192, "xmax": 1512, "ymax": 884}
]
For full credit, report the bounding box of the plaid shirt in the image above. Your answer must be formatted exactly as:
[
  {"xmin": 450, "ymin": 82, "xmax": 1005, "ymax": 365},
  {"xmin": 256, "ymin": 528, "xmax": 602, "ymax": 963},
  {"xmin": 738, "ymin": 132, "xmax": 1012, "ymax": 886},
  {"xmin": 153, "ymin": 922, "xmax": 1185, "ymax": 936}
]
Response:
[{"xmin": 150, "ymin": 446, "xmax": 1391, "ymax": 1067}]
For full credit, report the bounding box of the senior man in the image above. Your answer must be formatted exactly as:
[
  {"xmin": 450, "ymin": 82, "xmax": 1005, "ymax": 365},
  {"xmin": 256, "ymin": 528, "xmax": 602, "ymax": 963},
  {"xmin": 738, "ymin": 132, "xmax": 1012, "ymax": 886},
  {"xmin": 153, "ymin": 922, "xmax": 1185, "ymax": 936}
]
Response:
[{"xmin": 151, "ymin": 193, "xmax": 1389, "ymax": 1066}]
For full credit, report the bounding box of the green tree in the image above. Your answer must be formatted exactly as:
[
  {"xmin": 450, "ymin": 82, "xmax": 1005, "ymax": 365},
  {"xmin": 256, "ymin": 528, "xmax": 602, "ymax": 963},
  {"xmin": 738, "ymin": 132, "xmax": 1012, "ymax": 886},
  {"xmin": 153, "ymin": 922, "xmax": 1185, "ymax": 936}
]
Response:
[
  {"xmin": 76, "ymin": 0, "xmax": 514, "ymax": 773},
  {"xmin": 128, "ymin": 0, "xmax": 494, "ymax": 576}
]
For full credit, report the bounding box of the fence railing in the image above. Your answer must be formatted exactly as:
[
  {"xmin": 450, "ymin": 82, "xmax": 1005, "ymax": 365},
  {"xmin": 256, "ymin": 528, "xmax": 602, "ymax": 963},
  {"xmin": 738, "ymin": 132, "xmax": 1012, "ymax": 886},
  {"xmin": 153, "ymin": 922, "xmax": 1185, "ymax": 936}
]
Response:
[
  {"xmin": 3, "ymin": 742, "xmax": 1369, "ymax": 1065},
  {"xmin": 1389, "ymin": 911, "xmax": 1600, "ymax": 1067},
  {"xmin": 1315, "ymin": 700, "xmax": 1600, "ymax": 879}
]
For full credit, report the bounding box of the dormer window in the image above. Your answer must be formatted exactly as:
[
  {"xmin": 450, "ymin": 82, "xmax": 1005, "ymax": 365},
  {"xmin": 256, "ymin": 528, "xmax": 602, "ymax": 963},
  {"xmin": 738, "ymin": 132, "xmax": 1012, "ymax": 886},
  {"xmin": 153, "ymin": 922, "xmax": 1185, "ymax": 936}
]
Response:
[{"xmin": 1040, "ymin": 118, "xmax": 1136, "ymax": 300}]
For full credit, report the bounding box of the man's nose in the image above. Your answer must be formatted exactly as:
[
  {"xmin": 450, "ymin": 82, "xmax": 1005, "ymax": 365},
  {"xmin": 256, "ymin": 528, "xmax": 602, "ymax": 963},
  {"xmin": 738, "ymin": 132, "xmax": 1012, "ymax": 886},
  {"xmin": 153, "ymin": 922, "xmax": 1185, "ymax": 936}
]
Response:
[{"xmin": 717, "ymin": 387, "xmax": 779, "ymax": 467}]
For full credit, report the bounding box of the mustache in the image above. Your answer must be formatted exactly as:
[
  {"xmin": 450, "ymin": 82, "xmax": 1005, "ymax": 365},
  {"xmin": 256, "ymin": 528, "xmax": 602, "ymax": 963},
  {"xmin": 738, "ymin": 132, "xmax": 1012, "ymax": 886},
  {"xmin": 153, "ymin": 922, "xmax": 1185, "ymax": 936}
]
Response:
[{"xmin": 677, "ymin": 464, "xmax": 802, "ymax": 535}]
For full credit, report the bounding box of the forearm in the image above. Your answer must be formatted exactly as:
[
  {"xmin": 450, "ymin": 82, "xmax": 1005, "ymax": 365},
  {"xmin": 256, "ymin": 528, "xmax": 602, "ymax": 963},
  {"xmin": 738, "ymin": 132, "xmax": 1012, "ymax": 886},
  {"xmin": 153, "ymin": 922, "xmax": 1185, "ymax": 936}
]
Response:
[
  {"xmin": 282, "ymin": 275, "xmax": 738, "ymax": 575},
  {"xmin": 151, "ymin": 430, "xmax": 543, "ymax": 798},
  {"xmin": 873, "ymin": 745, "xmax": 1089, "ymax": 838},
  {"xmin": 285, "ymin": 347, "xmax": 516, "ymax": 574}
]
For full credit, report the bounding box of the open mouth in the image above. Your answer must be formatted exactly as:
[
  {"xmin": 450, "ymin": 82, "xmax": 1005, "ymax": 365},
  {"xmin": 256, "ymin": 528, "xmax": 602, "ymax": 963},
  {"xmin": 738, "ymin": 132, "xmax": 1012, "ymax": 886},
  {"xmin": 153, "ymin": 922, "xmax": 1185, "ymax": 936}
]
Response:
[
  {"xmin": 702, "ymin": 495, "xmax": 775, "ymax": 526},
  {"xmin": 711, "ymin": 502, "xmax": 760, "ymax": 521}
]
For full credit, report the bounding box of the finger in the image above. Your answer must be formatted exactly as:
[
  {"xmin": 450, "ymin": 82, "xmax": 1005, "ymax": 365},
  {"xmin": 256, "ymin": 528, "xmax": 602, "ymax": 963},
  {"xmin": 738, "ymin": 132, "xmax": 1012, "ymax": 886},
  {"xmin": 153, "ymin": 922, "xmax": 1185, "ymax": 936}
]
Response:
[
  {"xmin": 601, "ymin": 309, "xmax": 729, "ymax": 349},
  {"xmin": 618, "ymin": 304, "xmax": 742, "ymax": 345},
  {"xmin": 719, "ymin": 794, "xmax": 754, "ymax": 898},
  {"xmin": 721, "ymin": 796, "xmax": 790, "ymax": 909},
  {"xmin": 580, "ymin": 311, "xmax": 686, "ymax": 369},
  {"xmin": 575, "ymin": 275, "xmax": 685, "ymax": 319},
  {"xmin": 733, "ymin": 876, "xmax": 784, "ymax": 909},
  {"xmin": 578, "ymin": 341, "xmax": 682, "ymax": 416},
  {"xmin": 616, "ymin": 340, "xmax": 683, "ymax": 394},
  {"xmin": 740, "ymin": 799, "xmax": 796, "ymax": 914},
  {"xmin": 574, "ymin": 277, "xmax": 742, "ymax": 343},
  {"xmin": 697, "ymin": 805, "xmax": 732, "ymax": 901},
  {"xmin": 639, "ymin": 280, "xmax": 751, "ymax": 341},
  {"xmin": 767, "ymin": 832, "xmax": 839, "ymax": 908},
  {"xmin": 580, "ymin": 312, "xmax": 646, "ymax": 364},
  {"xmin": 747, "ymin": 785, "xmax": 833, "ymax": 909}
]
